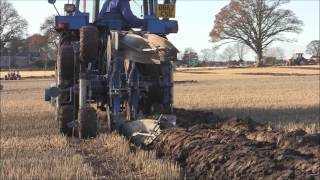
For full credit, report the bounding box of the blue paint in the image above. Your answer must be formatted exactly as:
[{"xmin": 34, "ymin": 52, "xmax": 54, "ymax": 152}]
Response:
[
  {"xmin": 144, "ymin": 19, "xmax": 178, "ymax": 34},
  {"xmin": 55, "ymin": 15, "xmax": 89, "ymax": 30}
]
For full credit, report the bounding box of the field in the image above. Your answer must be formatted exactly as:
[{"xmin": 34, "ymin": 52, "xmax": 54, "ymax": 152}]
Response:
[
  {"xmin": 0, "ymin": 66, "xmax": 319, "ymax": 179},
  {"xmin": 174, "ymin": 66, "xmax": 320, "ymax": 133},
  {"xmin": 0, "ymin": 70, "xmax": 55, "ymax": 79},
  {"xmin": 0, "ymin": 80, "xmax": 180, "ymax": 179}
]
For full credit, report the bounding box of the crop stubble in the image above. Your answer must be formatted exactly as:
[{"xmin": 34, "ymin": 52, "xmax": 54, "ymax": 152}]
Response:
[{"xmin": 0, "ymin": 80, "xmax": 179, "ymax": 179}]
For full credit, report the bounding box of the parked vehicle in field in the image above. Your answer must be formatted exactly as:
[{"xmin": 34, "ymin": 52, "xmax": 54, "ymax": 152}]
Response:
[{"xmin": 4, "ymin": 70, "xmax": 22, "ymax": 80}]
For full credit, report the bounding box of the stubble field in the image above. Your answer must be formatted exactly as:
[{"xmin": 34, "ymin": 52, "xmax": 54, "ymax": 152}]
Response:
[
  {"xmin": 174, "ymin": 66, "xmax": 320, "ymax": 133},
  {"xmin": 0, "ymin": 66, "xmax": 319, "ymax": 179},
  {"xmin": 0, "ymin": 80, "xmax": 180, "ymax": 179}
]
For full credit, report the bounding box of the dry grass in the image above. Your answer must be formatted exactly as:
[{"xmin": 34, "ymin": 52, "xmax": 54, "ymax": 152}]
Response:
[
  {"xmin": 0, "ymin": 79, "xmax": 179, "ymax": 179},
  {"xmin": 174, "ymin": 66, "xmax": 320, "ymax": 133},
  {"xmin": 78, "ymin": 133, "xmax": 180, "ymax": 179},
  {"xmin": 0, "ymin": 80, "xmax": 94, "ymax": 179},
  {"xmin": 0, "ymin": 65, "xmax": 319, "ymax": 178}
]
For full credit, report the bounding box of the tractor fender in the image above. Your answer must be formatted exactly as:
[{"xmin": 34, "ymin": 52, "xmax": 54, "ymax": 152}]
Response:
[
  {"xmin": 120, "ymin": 33, "xmax": 160, "ymax": 64},
  {"xmin": 143, "ymin": 34, "xmax": 179, "ymax": 62},
  {"xmin": 119, "ymin": 33, "xmax": 179, "ymax": 64},
  {"xmin": 143, "ymin": 34, "xmax": 178, "ymax": 51}
]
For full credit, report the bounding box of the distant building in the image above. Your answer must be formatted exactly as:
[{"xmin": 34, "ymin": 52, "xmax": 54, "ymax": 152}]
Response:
[
  {"xmin": 0, "ymin": 54, "xmax": 41, "ymax": 69},
  {"xmin": 261, "ymin": 56, "xmax": 276, "ymax": 65}
]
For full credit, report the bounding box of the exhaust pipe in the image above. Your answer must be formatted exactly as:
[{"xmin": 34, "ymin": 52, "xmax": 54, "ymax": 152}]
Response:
[{"xmin": 92, "ymin": 0, "xmax": 100, "ymax": 22}]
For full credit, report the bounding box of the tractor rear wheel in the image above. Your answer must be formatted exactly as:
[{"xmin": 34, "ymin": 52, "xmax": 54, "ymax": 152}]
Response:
[
  {"xmin": 78, "ymin": 106, "xmax": 98, "ymax": 139},
  {"xmin": 80, "ymin": 26, "xmax": 99, "ymax": 64},
  {"xmin": 56, "ymin": 44, "xmax": 78, "ymax": 136},
  {"xmin": 57, "ymin": 44, "xmax": 76, "ymax": 104},
  {"xmin": 58, "ymin": 45, "xmax": 75, "ymax": 81}
]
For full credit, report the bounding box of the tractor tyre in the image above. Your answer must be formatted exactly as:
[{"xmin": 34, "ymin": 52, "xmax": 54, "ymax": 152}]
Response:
[
  {"xmin": 57, "ymin": 44, "xmax": 79, "ymax": 106},
  {"xmin": 78, "ymin": 106, "xmax": 98, "ymax": 139},
  {"xmin": 80, "ymin": 26, "xmax": 99, "ymax": 63},
  {"xmin": 57, "ymin": 105, "xmax": 75, "ymax": 136},
  {"xmin": 58, "ymin": 45, "xmax": 74, "ymax": 81}
]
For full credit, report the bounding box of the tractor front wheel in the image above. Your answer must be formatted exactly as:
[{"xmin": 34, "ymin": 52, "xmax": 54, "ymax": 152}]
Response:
[{"xmin": 58, "ymin": 45, "xmax": 75, "ymax": 81}]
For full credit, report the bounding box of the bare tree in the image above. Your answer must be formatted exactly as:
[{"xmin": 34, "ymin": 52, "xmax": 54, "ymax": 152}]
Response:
[
  {"xmin": 210, "ymin": 0, "xmax": 303, "ymax": 66},
  {"xmin": 0, "ymin": 0, "xmax": 28, "ymax": 48},
  {"xmin": 200, "ymin": 46, "xmax": 218, "ymax": 61},
  {"xmin": 40, "ymin": 15, "xmax": 59, "ymax": 44},
  {"xmin": 221, "ymin": 46, "xmax": 236, "ymax": 61},
  {"xmin": 306, "ymin": 40, "xmax": 320, "ymax": 56},
  {"xmin": 40, "ymin": 16, "xmax": 59, "ymax": 65},
  {"xmin": 234, "ymin": 42, "xmax": 248, "ymax": 60}
]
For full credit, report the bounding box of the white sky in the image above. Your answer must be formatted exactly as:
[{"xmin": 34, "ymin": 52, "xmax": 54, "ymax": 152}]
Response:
[{"xmin": 9, "ymin": 0, "xmax": 320, "ymax": 60}]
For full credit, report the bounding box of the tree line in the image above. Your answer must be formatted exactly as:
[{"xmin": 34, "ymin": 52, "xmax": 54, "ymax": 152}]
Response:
[
  {"xmin": 209, "ymin": 0, "xmax": 304, "ymax": 67},
  {"xmin": 182, "ymin": 0, "xmax": 319, "ymax": 67},
  {"xmin": 0, "ymin": 0, "xmax": 57, "ymax": 69},
  {"xmin": 1, "ymin": 0, "xmax": 319, "ymax": 68}
]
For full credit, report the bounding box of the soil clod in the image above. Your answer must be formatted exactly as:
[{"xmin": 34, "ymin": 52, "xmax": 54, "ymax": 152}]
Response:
[{"xmin": 155, "ymin": 113, "xmax": 320, "ymax": 179}]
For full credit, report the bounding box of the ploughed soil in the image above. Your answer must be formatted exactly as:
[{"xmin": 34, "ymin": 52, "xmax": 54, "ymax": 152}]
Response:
[{"xmin": 154, "ymin": 109, "xmax": 320, "ymax": 179}]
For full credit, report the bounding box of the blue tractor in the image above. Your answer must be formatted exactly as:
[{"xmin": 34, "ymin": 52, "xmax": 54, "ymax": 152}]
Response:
[{"xmin": 45, "ymin": 0, "xmax": 178, "ymax": 139}]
